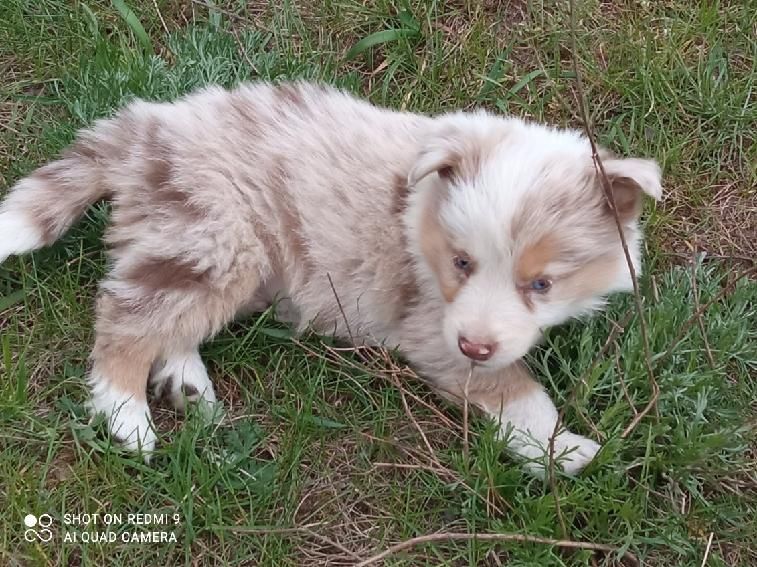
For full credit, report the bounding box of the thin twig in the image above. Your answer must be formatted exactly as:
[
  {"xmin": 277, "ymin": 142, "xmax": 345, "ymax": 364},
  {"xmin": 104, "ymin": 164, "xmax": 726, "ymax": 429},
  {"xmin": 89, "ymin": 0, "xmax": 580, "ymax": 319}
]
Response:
[
  {"xmin": 360, "ymin": 432, "xmax": 507, "ymax": 517},
  {"xmin": 547, "ymin": 430, "xmax": 568, "ymax": 538},
  {"xmin": 394, "ymin": 372, "xmax": 437, "ymax": 460},
  {"xmin": 615, "ymin": 348, "xmax": 638, "ymax": 416},
  {"xmin": 700, "ymin": 532, "xmax": 714, "ymax": 567},
  {"xmin": 654, "ymin": 265, "xmax": 755, "ymax": 368},
  {"xmin": 355, "ymin": 531, "xmax": 638, "ymax": 566},
  {"xmin": 326, "ymin": 272, "xmax": 355, "ymax": 343},
  {"xmin": 690, "ymin": 251, "xmax": 716, "ymax": 369},
  {"xmin": 213, "ymin": 523, "xmax": 361, "ymax": 560},
  {"xmin": 462, "ymin": 363, "xmax": 473, "ymax": 459},
  {"xmin": 620, "ymin": 394, "xmax": 659, "ymax": 439},
  {"xmin": 569, "ymin": 0, "xmax": 659, "ymax": 432},
  {"xmin": 230, "ymin": 27, "xmax": 261, "ymax": 75},
  {"xmin": 151, "ymin": 0, "xmax": 170, "ymax": 36},
  {"xmin": 189, "ymin": 0, "xmax": 260, "ymax": 26}
]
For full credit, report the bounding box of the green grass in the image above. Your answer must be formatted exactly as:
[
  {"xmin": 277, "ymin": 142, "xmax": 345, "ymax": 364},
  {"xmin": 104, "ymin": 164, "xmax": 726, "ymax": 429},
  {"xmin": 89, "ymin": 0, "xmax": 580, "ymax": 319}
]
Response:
[{"xmin": 1, "ymin": 1, "xmax": 755, "ymax": 565}]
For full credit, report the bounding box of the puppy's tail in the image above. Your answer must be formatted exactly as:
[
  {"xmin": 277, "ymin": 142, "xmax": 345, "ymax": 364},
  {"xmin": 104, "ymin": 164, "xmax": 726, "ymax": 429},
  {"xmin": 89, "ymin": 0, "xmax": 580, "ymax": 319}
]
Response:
[{"xmin": 0, "ymin": 113, "xmax": 132, "ymax": 264}]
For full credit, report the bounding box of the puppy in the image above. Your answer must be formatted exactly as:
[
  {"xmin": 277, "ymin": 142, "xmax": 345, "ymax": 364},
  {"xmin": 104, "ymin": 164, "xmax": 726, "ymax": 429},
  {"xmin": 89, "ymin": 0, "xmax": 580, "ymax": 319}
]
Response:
[{"xmin": 0, "ymin": 81, "xmax": 662, "ymax": 474}]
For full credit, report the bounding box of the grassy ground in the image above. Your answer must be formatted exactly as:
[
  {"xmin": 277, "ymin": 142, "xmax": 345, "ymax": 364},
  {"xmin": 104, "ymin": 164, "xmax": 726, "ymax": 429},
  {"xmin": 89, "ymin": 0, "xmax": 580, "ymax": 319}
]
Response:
[{"xmin": 0, "ymin": 1, "xmax": 755, "ymax": 565}]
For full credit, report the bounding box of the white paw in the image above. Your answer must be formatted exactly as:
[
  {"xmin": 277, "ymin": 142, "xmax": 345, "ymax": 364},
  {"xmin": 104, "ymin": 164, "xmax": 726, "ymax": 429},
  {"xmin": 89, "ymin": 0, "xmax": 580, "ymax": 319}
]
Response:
[
  {"xmin": 492, "ymin": 388, "xmax": 600, "ymax": 477},
  {"xmin": 150, "ymin": 351, "xmax": 218, "ymax": 416},
  {"xmin": 88, "ymin": 381, "xmax": 156, "ymax": 460},
  {"xmin": 507, "ymin": 428, "xmax": 600, "ymax": 477},
  {"xmin": 547, "ymin": 431, "xmax": 601, "ymax": 475}
]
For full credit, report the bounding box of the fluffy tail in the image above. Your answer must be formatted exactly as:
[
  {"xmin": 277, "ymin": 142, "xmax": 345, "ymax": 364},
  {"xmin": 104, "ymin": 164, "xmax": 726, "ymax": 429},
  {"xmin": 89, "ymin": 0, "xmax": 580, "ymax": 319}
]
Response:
[{"xmin": 0, "ymin": 117, "xmax": 131, "ymax": 264}]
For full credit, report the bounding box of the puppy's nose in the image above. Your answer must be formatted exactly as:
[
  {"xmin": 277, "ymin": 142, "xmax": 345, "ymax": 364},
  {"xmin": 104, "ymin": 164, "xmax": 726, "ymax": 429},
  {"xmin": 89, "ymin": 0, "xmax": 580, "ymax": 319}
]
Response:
[{"xmin": 458, "ymin": 336, "xmax": 497, "ymax": 362}]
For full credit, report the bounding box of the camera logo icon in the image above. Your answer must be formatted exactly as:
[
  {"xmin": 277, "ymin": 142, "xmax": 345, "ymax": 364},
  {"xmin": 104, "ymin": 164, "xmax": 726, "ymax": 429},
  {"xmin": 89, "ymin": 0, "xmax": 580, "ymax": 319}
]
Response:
[{"xmin": 24, "ymin": 514, "xmax": 53, "ymax": 542}]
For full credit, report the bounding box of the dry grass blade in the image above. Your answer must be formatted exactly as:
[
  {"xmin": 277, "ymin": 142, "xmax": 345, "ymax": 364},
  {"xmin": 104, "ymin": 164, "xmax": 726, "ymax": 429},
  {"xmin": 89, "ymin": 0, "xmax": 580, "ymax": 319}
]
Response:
[
  {"xmin": 359, "ymin": 431, "xmax": 507, "ymax": 517},
  {"xmin": 189, "ymin": 0, "xmax": 261, "ymax": 26},
  {"xmin": 327, "ymin": 272, "xmax": 355, "ymax": 342},
  {"xmin": 462, "ymin": 363, "xmax": 473, "ymax": 459},
  {"xmin": 151, "ymin": 0, "xmax": 170, "ymax": 36},
  {"xmin": 291, "ymin": 337, "xmax": 462, "ymax": 434},
  {"xmin": 393, "ymin": 371, "xmax": 437, "ymax": 460},
  {"xmin": 621, "ymin": 263, "xmax": 755, "ymax": 439},
  {"xmin": 700, "ymin": 532, "xmax": 715, "ymax": 567},
  {"xmin": 212, "ymin": 522, "xmax": 323, "ymax": 534},
  {"xmin": 690, "ymin": 252, "xmax": 716, "ymax": 369},
  {"xmin": 653, "ymin": 265, "xmax": 755, "ymax": 368},
  {"xmin": 214, "ymin": 523, "xmax": 362, "ymax": 560},
  {"xmin": 231, "ymin": 27, "xmax": 261, "ymax": 75},
  {"xmin": 355, "ymin": 531, "xmax": 639, "ymax": 566}
]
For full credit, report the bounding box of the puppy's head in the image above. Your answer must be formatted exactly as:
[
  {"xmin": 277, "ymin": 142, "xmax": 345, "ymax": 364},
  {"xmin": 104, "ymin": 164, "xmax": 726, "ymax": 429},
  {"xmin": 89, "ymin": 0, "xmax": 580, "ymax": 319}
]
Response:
[{"xmin": 406, "ymin": 112, "xmax": 662, "ymax": 369}]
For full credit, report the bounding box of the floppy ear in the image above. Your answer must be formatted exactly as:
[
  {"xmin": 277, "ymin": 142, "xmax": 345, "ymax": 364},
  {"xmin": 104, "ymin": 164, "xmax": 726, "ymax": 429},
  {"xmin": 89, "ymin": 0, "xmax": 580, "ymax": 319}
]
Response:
[
  {"xmin": 407, "ymin": 125, "xmax": 490, "ymax": 187},
  {"xmin": 600, "ymin": 157, "xmax": 663, "ymax": 221},
  {"xmin": 407, "ymin": 139, "xmax": 460, "ymax": 187}
]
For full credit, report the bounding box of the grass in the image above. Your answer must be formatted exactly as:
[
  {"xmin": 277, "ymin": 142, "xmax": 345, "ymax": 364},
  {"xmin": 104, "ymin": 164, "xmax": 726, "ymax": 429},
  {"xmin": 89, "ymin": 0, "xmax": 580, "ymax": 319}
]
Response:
[{"xmin": 0, "ymin": 0, "xmax": 755, "ymax": 565}]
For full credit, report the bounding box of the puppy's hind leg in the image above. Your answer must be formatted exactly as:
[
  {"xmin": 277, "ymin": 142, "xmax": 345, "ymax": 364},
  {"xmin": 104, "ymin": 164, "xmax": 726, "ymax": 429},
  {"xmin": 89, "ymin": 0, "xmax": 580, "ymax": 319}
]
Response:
[
  {"xmin": 150, "ymin": 349, "xmax": 218, "ymax": 417},
  {"xmin": 88, "ymin": 298, "xmax": 161, "ymax": 457},
  {"xmin": 89, "ymin": 260, "xmax": 259, "ymax": 458},
  {"xmin": 89, "ymin": 298, "xmax": 215, "ymax": 459}
]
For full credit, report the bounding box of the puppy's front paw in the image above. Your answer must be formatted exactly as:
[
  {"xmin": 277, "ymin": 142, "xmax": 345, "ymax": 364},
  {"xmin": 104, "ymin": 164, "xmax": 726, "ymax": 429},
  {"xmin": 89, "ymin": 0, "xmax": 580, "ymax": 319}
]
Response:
[
  {"xmin": 508, "ymin": 429, "xmax": 601, "ymax": 477},
  {"xmin": 550, "ymin": 431, "xmax": 600, "ymax": 475}
]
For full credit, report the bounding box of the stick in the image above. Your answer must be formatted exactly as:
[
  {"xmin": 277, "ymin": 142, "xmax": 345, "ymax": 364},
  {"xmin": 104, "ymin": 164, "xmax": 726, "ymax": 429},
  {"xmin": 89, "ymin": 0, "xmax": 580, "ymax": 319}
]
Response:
[
  {"xmin": 360, "ymin": 432, "xmax": 507, "ymax": 517},
  {"xmin": 700, "ymin": 532, "xmax": 714, "ymax": 567},
  {"xmin": 568, "ymin": 0, "xmax": 660, "ymax": 432},
  {"xmin": 462, "ymin": 363, "xmax": 473, "ymax": 459},
  {"xmin": 151, "ymin": 0, "xmax": 170, "ymax": 36},
  {"xmin": 621, "ymin": 266, "xmax": 755, "ymax": 440},
  {"xmin": 355, "ymin": 531, "xmax": 638, "ymax": 566},
  {"xmin": 690, "ymin": 251, "xmax": 716, "ymax": 369},
  {"xmin": 655, "ymin": 265, "xmax": 754, "ymax": 368},
  {"xmin": 189, "ymin": 0, "xmax": 261, "ymax": 26},
  {"xmin": 394, "ymin": 372, "xmax": 437, "ymax": 461},
  {"xmin": 326, "ymin": 272, "xmax": 355, "ymax": 343},
  {"xmin": 212, "ymin": 523, "xmax": 362, "ymax": 560}
]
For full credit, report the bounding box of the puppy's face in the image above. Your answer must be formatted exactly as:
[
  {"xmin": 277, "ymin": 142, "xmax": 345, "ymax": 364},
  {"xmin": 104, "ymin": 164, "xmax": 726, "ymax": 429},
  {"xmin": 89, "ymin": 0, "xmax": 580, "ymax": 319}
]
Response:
[{"xmin": 407, "ymin": 114, "xmax": 662, "ymax": 369}]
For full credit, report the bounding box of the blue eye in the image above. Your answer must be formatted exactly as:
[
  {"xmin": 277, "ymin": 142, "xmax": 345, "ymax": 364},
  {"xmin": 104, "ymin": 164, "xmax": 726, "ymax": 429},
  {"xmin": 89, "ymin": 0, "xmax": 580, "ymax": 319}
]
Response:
[
  {"xmin": 453, "ymin": 255, "xmax": 474, "ymax": 276},
  {"xmin": 530, "ymin": 278, "xmax": 552, "ymax": 292}
]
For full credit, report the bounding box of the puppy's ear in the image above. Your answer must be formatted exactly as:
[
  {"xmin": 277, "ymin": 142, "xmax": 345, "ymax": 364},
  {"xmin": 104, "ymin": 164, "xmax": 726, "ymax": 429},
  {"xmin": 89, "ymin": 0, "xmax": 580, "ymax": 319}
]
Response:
[
  {"xmin": 408, "ymin": 125, "xmax": 488, "ymax": 187},
  {"xmin": 407, "ymin": 142, "xmax": 459, "ymax": 187},
  {"xmin": 599, "ymin": 157, "xmax": 663, "ymax": 221}
]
